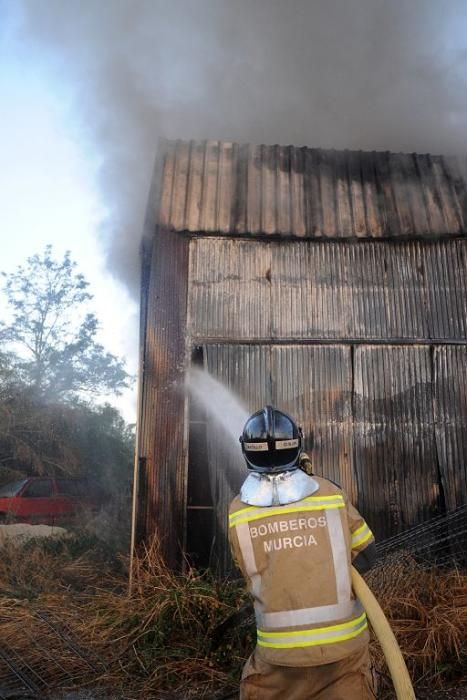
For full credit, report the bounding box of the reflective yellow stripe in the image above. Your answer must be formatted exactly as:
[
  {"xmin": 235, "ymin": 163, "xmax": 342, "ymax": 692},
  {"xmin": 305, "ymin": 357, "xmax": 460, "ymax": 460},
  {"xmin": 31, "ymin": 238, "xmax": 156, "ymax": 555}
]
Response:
[
  {"xmin": 258, "ymin": 611, "xmax": 367, "ymax": 638},
  {"xmin": 229, "ymin": 505, "xmax": 260, "ymax": 519},
  {"xmin": 229, "ymin": 501, "xmax": 344, "ymax": 527},
  {"xmin": 257, "ymin": 612, "xmax": 368, "ymax": 648},
  {"xmin": 229, "ymin": 494, "xmax": 344, "ymax": 521},
  {"xmin": 351, "ymin": 523, "xmax": 368, "ymax": 539},
  {"xmin": 257, "ymin": 621, "xmax": 368, "ymax": 648},
  {"xmin": 351, "ymin": 523, "xmax": 373, "ymax": 549},
  {"xmin": 352, "ymin": 530, "xmax": 373, "ymax": 548}
]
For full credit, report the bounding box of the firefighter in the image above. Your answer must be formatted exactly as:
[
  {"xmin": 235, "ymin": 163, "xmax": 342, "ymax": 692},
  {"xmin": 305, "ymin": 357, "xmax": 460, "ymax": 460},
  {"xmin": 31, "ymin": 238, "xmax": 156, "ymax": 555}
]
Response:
[{"xmin": 229, "ymin": 406, "xmax": 377, "ymax": 700}]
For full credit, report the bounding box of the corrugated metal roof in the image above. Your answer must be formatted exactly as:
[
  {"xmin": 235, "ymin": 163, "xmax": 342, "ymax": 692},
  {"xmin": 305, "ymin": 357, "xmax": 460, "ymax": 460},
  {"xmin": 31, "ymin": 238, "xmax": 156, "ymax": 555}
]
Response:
[{"xmin": 158, "ymin": 140, "xmax": 467, "ymax": 238}]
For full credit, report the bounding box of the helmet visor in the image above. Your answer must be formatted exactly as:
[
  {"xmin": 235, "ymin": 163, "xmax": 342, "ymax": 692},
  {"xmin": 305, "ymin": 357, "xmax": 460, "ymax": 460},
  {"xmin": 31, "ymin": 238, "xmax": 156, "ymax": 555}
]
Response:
[{"xmin": 244, "ymin": 438, "xmax": 300, "ymax": 470}]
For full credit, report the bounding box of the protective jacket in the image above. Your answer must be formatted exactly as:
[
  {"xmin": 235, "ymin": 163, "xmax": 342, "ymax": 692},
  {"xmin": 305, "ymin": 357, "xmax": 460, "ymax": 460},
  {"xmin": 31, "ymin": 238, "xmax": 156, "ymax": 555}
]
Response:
[{"xmin": 228, "ymin": 475, "xmax": 374, "ymax": 667}]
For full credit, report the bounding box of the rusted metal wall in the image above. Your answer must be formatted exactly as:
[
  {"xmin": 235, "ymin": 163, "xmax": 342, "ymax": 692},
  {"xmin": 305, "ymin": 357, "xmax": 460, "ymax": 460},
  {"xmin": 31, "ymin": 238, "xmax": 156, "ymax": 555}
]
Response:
[
  {"xmin": 203, "ymin": 345, "xmax": 271, "ymax": 572},
  {"xmin": 272, "ymin": 345, "xmax": 355, "ymax": 500},
  {"xmin": 353, "ymin": 345, "xmax": 439, "ymax": 536},
  {"xmin": 198, "ymin": 339, "xmax": 467, "ymax": 565},
  {"xmin": 434, "ymin": 346, "xmax": 467, "ymax": 511},
  {"xmin": 200, "ymin": 339, "xmax": 466, "ymax": 557},
  {"xmin": 185, "ymin": 236, "xmax": 467, "ymax": 565},
  {"xmin": 159, "ymin": 140, "xmax": 467, "ymax": 238},
  {"xmin": 137, "ymin": 227, "xmax": 190, "ymax": 565},
  {"xmin": 188, "ymin": 238, "xmax": 467, "ymax": 341}
]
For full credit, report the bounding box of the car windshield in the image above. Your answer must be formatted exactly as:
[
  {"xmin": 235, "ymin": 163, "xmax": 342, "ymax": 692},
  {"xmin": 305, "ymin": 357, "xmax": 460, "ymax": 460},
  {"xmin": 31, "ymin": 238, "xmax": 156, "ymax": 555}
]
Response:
[
  {"xmin": 56, "ymin": 480, "xmax": 84, "ymax": 497},
  {"xmin": 0, "ymin": 480, "xmax": 28, "ymax": 497}
]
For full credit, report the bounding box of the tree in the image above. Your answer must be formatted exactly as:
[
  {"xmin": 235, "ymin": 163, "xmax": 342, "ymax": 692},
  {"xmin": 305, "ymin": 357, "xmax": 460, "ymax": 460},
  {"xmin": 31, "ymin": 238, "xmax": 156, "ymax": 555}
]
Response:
[
  {"xmin": 0, "ymin": 246, "xmax": 130, "ymax": 402},
  {"xmin": 0, "ymin": 385, "xmax": 134, "ymax": 490}
]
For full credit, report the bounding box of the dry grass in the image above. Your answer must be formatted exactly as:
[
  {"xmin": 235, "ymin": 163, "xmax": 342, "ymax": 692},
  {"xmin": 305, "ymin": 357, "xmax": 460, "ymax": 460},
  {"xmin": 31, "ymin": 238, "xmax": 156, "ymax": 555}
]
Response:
[
  {"xmin": 367, "ymin": 554, "xmax": 467, "ymax": 696},
  {"xmin": 0, "ymin": 537, "xmax": 464, "ymax": 698},
  {"xmin": 0, "ymin": 536, "xmax": 252, "ymax": 698},
  {"xmin": 0, "ymin": 532, "xmax": 120, "ymax": 597},
  {"xmin": 78, "ymin": 539, "xmax": 253, "ymax": 697}
]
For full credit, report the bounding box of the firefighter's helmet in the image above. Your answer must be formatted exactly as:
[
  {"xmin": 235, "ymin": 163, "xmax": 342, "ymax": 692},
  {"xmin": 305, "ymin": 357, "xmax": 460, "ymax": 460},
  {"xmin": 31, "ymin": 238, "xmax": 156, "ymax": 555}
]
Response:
[{"xmin": 240, "ymin": 405, "xmax": 303, "ymax": 473}]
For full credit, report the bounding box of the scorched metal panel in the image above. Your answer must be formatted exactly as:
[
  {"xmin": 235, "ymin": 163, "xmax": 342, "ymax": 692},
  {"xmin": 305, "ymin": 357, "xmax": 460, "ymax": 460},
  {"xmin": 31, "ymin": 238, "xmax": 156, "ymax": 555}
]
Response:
[
  {"xmin": 434, "ymin": 346, "xmax": 467, "ymax": 510},
  {"xmin": 353, "ymin": 345, "xmax": 440, "ymax": 540},
  {"xmin": 271, "ymin": 345, "xmax": 356, "ymax": 501},
  {"xmin": 188, "ymin": 238, "xmax": 467, "ymax": 342},
  {"xmin": 158, "ymin": 140, "xmax": 467, "ymax": 238},
  {"xmin": 203, "ymin": 344, "xmax": 271, "ymax": 573},
  {"xmin": 137, "ymin": 228, "xmax": 190, "ymax": 565},
  {"xmin": 188, "ymin": 238, "xmax": 272, "ymax": 340}
]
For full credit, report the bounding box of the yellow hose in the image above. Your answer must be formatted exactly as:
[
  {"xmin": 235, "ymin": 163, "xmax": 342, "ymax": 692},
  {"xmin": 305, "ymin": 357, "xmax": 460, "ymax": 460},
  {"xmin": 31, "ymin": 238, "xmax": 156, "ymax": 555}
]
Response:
[{"xmin": 351, "ymin": 567, "xmax": 415, "ymax": 699}]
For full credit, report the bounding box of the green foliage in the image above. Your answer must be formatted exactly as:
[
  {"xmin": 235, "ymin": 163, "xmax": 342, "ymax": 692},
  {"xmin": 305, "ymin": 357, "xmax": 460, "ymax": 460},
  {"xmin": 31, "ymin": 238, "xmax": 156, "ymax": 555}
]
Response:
[
  {"xmin": 68, "ymin": 402, "xmax": 135, "ymax": 489},
  {"xmin": 0, "ymin": 247, "xmax": 134, "ymax": 496},
  {"xmin": 0, "ymin": 385, "xmax": 134, "ymax": 488},
  {"xmin": 0, "ymin": 245, "xmax": 129, "ymax": 401}
]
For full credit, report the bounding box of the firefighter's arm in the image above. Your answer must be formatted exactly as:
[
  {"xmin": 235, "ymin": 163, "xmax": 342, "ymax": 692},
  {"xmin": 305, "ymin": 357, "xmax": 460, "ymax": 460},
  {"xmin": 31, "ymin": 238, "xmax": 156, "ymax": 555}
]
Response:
[
  {"xmin": 346, "ymin": 500, "xmax": 377, "ymax": 574},
  {"xmin": 352, "ymin": 541, "xmax": 377, "ymax": 574},
  {"xmin": 227, "ymin": 508, "xmax": 248, "ymax": 579}
]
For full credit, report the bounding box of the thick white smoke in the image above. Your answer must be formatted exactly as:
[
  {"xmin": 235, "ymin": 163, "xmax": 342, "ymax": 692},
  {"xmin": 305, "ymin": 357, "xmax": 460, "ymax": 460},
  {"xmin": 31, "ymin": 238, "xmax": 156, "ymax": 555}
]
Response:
[{"xmin": 9, "ymin": 0, "xmax": 467, "ymax": 294}]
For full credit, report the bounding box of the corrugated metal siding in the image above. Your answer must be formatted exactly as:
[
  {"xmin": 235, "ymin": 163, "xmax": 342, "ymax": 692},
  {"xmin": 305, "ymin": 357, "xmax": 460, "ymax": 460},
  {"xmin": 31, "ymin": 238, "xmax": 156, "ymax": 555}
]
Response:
[
  {"xmin": 272, "ymin": 345, "xmax": 356, "ymax": 501},
  {"xmin": 188, "ymin": 238, "xmax": 272, "ymax": 340},
  {"xmin": 189, "ymin": 238, "xmax": 467, "ymax": 341},
  {"xmin": 434, "ymin": 346, "xmax": 467, "ymax": 511},
  {"xmin": 353, "ymin": 346, "xmax": 440, "ymax": 539},
  {"xmin": 138, "ymin": 228, "xmax": 189, "ymax": 565},
  {"xmin": 159, "ymin": 140, "xmax": 467, "ymax": 238}
]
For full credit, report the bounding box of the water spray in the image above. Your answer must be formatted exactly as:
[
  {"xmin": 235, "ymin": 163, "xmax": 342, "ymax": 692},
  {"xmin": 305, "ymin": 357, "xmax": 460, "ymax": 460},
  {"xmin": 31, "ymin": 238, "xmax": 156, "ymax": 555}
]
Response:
[{"xmin": 187, "ymin": 368, "xmax": 249, "ymax": 448}]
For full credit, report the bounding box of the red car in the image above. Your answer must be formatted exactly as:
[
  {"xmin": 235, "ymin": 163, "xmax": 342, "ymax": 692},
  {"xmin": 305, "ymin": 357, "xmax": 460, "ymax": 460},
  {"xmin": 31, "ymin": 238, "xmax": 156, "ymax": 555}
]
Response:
[{"xmin": 0, "ymin": 477, "xmax": 100, "ymax": 525}]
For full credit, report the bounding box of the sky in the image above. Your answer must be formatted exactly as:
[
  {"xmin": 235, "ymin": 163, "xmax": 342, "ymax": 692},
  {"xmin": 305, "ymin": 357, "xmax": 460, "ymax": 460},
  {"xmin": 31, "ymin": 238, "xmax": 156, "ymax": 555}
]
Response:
[
  {"xmin": 1, "ymin": 0, "xmax": 467, "ymax": 423},
  {"xmin": 1, "ymin": 3, "xmax": 138, "ymax": 420}
]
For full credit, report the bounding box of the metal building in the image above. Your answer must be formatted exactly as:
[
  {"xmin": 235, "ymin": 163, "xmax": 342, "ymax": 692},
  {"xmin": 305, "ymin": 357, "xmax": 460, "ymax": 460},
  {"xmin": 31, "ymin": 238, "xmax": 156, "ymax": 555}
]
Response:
[{"xmin": 133, "ymin": 139, "xmax": 467, "ymax": 571}]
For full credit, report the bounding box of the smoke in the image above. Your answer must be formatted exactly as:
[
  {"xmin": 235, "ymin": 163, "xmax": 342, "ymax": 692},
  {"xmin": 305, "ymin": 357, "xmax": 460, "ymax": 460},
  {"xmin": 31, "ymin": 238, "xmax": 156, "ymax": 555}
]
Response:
[{"xmin": 9, "ymin": 0, "xmax": 467, "ymax": 294}]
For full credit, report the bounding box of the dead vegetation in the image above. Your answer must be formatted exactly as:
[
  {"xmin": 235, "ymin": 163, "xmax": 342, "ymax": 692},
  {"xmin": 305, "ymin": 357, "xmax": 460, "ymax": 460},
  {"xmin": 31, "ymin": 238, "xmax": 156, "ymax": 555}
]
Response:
[
  {"xmin": 367, "ymin": 554, "xmax": 467, "ymax": 698},
  {"xmin": 0, "ymin": 535, "xmax": 252, "ymax": 698},
  {"xmin": 0, "ymin": 536, "xmax": 465, "ymax": 699}
]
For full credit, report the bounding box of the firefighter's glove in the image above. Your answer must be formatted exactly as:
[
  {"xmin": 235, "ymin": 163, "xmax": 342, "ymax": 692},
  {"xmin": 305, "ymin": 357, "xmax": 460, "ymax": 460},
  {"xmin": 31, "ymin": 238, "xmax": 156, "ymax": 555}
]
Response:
[{"xmin": 299, "ymin": 452, "xmax": 313, "ymax": 476}]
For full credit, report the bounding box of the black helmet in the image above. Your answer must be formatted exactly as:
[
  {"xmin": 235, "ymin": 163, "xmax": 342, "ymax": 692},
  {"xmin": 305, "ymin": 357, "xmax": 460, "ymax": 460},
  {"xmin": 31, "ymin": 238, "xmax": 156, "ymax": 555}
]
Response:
[{"xmin": 240, "ymin": 406, "xmax": 303, "ymax": 473}]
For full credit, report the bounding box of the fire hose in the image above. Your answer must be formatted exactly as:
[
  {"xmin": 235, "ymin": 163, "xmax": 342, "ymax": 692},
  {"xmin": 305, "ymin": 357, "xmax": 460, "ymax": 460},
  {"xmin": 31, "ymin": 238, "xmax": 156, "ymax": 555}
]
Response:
[
  {"xmin": 351, "ymin": 566, "xmax": 416, "ymax": 699},
  {"xmin": 300, "ymin": 459, "xmax": 415, "ymax": 697}
]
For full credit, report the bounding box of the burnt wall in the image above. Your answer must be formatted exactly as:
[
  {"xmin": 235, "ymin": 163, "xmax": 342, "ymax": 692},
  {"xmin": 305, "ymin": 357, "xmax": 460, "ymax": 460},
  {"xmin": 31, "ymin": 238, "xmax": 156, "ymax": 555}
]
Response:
[
  {"xmin": 137, "ymin": 227, "xmax": 189, "ymax": 566},
  {"xmin": 188, "ymin": 238, "xmax": 467, "ymax": 341},
  {"xmin": 185, "ymin": 237, "xmax": 467, "ymax": 569}
]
